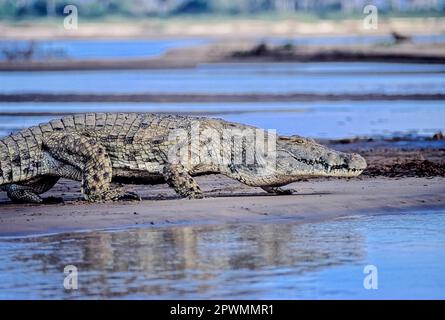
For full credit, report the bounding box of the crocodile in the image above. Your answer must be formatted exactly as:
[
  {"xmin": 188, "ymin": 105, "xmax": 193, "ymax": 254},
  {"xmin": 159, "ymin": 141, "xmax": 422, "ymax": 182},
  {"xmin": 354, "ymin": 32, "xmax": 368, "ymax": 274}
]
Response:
[{"xmin": 0, "ymin": 113, "xmax": 367, "ymax": 203}]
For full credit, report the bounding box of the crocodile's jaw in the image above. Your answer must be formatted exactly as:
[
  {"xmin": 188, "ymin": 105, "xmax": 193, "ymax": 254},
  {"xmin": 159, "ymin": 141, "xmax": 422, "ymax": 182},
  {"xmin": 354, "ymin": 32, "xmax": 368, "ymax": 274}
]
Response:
[
  {"xmin": 278, "ymin": 155, "xmax": 366, "ymax": 178},
  {"xmin": 318, "ymin": 152, "xmax": 367, "ymax": 177},
  {"xmin": 276, "ymin": 136, "xmax": 367, "ymax": 179}
]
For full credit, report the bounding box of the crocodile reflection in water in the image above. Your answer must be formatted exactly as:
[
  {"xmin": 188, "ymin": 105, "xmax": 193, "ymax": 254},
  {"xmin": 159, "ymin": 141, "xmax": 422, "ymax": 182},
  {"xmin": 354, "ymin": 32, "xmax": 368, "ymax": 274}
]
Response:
[{"xmin": 6, "ymin": 222, "xmax": 365, "ymax": 299}]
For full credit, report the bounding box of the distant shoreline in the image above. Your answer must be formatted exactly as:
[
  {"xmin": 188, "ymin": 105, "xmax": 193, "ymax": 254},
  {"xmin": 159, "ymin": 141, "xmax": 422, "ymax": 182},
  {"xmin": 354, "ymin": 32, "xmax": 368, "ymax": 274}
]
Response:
[
  {"xmin": 0, "ymin": 93, "xmax": 444, "ymax": 103},
  {"xmin": 1, "ymin": 49, "xmax": 445, "ymax": 72},
  {"xmin": 1, "ymin": 17, "xmax": 444, "ymax": 40},
  {"xmin": 1, "ymin": 18, "xmax": 445, "ymax": 71}
]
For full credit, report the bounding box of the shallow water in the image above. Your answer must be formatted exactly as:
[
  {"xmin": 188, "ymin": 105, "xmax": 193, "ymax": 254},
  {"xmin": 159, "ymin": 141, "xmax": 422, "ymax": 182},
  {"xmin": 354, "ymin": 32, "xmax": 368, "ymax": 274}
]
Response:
[
  {"xmin": 0, "ymin": 210, "xmax": 444, "ymax": 299},
  {"xmin": 0, "ymin": 39, "xmax": 208, "ymax": 61},
  {"xmin": 1, "ymin": 62, "xmax": 444, "ymax": 138},
  {"xmin": 1, "ymin": 100, "xmax": 444, "ymax": 139},
  {"xmin": 1, "ymin": 62, "xmax": 444, "ymax": 95},
  {"xmin": 1, "ymin": 35, "xmax": 444, "ymax": 61}
]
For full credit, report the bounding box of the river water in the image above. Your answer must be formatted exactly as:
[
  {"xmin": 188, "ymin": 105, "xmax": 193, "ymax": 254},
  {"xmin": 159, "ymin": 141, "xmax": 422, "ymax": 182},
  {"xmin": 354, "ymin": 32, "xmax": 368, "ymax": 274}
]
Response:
[
  {"xmin": 0, "ymin": 38, "xmax": 209, "ymax": 61},
  {"xmin": 0, "ymin": 210, "xmax": 444, "ymax": 299},
  {"xmin": 0, "ymin": 100, "xmax": 444, "ymax": 139},
  {"xmin": 1, "ymin": 62, "xmax": 444, "ymax": 94},
  {"xmin": 1, "ymin": 62, "xmax": 444, "ymax": 139}
]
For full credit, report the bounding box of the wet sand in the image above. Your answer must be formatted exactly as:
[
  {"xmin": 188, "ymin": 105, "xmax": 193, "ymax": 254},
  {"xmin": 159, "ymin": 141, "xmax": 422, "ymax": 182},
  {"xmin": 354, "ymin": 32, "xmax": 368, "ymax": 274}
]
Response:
[
  {"xmin": 0, "ymin": 176, "xmax": 444, "ymax": 237},
  {"xmin": 0, "ymin": 138, "xmax": 444, "ymax": 237}
]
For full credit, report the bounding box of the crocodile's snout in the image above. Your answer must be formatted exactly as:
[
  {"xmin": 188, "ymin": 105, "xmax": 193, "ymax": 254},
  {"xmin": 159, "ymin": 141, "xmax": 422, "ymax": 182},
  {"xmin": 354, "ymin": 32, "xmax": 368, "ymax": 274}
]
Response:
[{"xmin": 345, "ymin": 153, "xmax": 367, "ymax": 171}]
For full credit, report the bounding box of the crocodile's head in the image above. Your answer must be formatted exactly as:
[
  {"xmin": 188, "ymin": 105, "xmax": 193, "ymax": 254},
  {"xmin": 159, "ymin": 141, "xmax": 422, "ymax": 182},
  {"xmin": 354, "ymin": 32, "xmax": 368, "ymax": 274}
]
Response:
[{"xmin": 276, "ymin": 136, "xmax": 367, "ymax": 178}]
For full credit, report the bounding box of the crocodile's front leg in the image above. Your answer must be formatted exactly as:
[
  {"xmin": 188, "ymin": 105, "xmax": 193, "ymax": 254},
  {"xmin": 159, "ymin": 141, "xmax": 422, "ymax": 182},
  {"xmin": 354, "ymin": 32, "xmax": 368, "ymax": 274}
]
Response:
[
  {"xmin": 261, "ymin": 186, "xmax": 294, "ymax": 195},
  {"xmin": 162, "ymin": 164, "xmax": 203, "ymax": 199},
  {"xmin": 44, "ymin": 132, "xmax": 140, "ymax": 202}
]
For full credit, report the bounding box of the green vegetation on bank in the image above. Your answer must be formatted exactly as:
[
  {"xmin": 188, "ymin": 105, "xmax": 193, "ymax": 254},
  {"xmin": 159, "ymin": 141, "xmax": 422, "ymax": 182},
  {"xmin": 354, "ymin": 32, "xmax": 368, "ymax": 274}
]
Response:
[
  {"xmin": 1, "ymin": 12, "xmax": 445, "ymax": 28},
  {"xmin": 0, "ymin": 0, "xmax": 444, "ymax": 21}
]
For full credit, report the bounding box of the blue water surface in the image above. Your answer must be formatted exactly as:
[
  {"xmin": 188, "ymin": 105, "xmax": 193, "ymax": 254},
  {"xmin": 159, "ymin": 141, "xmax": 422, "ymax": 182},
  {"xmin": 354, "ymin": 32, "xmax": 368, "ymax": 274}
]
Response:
[
  {"xmin": 1, "ymin": 62, "xmax": 444, "ymax": 95},
  {"xmin": 0, "ymin": 38, "xmax": 209, "ymax": 60},
  {"xmin": 1, "ymin": 100, "xmax": 444, "ymax": 139},
  {"xmin": 0, "ymin": 210, "xmax": 443, "ymax": 299}
]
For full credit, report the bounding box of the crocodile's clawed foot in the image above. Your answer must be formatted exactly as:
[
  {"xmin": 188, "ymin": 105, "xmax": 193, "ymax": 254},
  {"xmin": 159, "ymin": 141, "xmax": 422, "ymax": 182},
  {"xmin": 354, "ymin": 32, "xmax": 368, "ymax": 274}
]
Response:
[
  {"xmin": 84, "ymin": 190, "xmax": 141, "ymax": 202},
  {"xmin": 180, "ymin": 184, "xmax": 204, "ymax": 199},
  {"xmin": 261, "ymin": 186, "xmax": 295, "ymax": 195},
  {"xmin": 113, "ymin": 191, "xmax": 142, "ymax": 202},
  {"xmin": 7, "ymin": 188, "xmax": 43, "ymax": 204},
  {"xmin": 162, "ymin": 164, "xmax": 205, "ymax": 200},
  {"xmin": 187, "ymin": 191, "xmax": 204, "ymax": 200},
  {"xmin": 275, "ymin": 188, "xmax": 294, "ymax": 195}
]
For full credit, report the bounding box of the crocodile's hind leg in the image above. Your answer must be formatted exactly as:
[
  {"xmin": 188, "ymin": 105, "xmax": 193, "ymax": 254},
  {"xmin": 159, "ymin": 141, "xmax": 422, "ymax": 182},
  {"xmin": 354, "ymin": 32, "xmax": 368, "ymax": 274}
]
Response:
[
  {"xmin": 162, "ymin": 164, "xmax": 203, "ymax": 199},
  {"xmin": 4, "ymin": 184, "xmax": 43, "ymax": 204},
  {"xmin": 4, "ymin": 176, "xmax": 60, "ymax": 204},
  {"xmin": 43, "ymin": 132, "xmax": 140, "ymax": 202}
]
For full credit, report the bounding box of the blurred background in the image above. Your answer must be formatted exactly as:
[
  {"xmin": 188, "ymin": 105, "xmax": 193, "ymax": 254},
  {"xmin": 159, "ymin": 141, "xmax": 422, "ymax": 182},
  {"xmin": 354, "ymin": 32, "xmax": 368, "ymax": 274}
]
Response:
[
  {"xmin": 0, "ymin": 0, "xmax": 444, "ymax": 139},
  {"xmin": 1, "ymin": 0, "xmax": 445, "ymax": 18}
]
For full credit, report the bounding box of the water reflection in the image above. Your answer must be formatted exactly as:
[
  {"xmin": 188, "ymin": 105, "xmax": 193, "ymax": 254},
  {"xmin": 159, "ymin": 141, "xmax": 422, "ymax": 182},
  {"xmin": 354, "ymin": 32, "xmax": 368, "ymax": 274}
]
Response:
[
  {"xmin": 0, "ymin": 222, "xmax": 364, "ymax": 299},
  {"xmin": 1, "ymin": 211, "xmax": 444, "ymax": 299}
]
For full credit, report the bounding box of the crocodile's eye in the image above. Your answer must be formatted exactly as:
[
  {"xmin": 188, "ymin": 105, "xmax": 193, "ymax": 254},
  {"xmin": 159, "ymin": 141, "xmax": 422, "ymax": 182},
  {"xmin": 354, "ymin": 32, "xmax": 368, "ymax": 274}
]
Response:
[
  {"xmin": 281, "ymin": 136, "xmax": 305, "ymax": 144},
  {"xmin": 287, "ymin": 135, "xmax": 306, "ymax": 144}
]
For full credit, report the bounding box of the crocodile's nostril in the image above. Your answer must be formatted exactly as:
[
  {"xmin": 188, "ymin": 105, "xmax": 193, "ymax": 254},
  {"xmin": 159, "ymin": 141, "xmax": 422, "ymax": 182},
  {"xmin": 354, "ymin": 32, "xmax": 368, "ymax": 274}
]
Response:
[{"xmin": 327, "ymin": 152, "xmax": 338, "ymax": 164}]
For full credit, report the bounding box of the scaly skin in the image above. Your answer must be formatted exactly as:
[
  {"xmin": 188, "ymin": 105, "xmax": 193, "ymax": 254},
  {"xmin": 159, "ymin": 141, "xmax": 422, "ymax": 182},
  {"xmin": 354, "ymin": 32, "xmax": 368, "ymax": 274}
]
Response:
[{"xmin": 0, "ymin": 113, "xmax": 367, "ymax": 203}]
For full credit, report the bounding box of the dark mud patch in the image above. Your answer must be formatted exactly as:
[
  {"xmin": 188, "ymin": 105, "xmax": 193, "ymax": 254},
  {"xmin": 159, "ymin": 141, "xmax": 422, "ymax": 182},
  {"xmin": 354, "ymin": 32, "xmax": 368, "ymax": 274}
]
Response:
[
  {"xmin": 231, "ymin": 43, "xmax": 445, "ymax": 64},
  {"xmin": 324, "ymin": 133, "xmax": 445, "ymax": 178},
  {"xmin": 364, "ymin": 160, "xmax": 445, "ymax": 178}
]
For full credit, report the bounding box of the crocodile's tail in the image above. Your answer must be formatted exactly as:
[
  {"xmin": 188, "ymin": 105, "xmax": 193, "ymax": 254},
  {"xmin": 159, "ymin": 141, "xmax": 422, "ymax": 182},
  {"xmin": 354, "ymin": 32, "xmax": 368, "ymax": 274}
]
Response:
[
  {"xmin": 0, "ymin": 132, "xmax": 37, "ymax": 185},
  {"xmin": 0, "ymin": 139, "xmax": 10, "ymax": 185}
]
